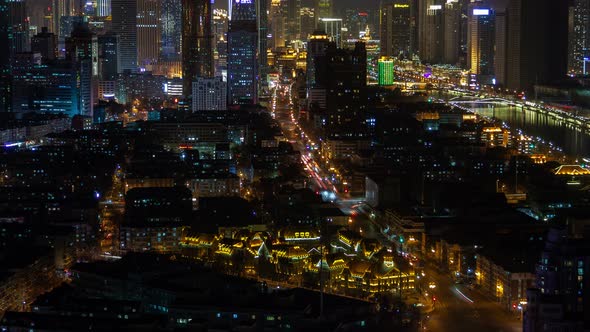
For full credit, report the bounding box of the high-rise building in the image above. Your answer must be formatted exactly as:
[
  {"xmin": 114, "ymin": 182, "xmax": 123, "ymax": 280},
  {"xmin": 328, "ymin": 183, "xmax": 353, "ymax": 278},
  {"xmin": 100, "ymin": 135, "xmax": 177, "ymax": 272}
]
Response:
[
  {"xmin": 182, "ymin": 0, "xmax": 214, "ymax": 97},
  {"xmin": 31, "ymin": 27, "xmax": 57, "ymax": 61},
  {"xmin": 467, "ymin": 5, "xmax": 495, "ymax": 84},
  {"xmin": 213, "ymin": 9, "xmax": 229, "ymax": 77},
  {"xmin": 300, "ymin": 6, "xmax": 315, "ymax": 40},
  {"xmin": 283, "ymin": 0, "xmax": 301, "ymax": 42},
  {"xmin": 524, "ymin": 228, "xmax": 590, "ymax": 331},
  {"xmin": 315, "ymin": 42, "xmax": 367, "ymax": 137},
  {"xmin": 11, "ymin": 53, "xmax": 79, "ymax": 116},
  {"xmin": 192, "ymin": 76, "xmax": 227, "ymax": 111},
  {"xmin": 315, "ymin": 0, "xmax": 332, "ymax": 21},
  {"xmin": 570, "ymin": 0, "xmax": 590, "ymax": 75},
  {"xmin": 227, "ymin": 20, "xmax": 258, "ymax": 105},
  {"xmin": 318, "ymin": 18, "xmax": 342, "ymax": 47},
  {"xmin": 306, "ymin": 30, "xmax": 329, "ymax": 89},
  {"xmin": 269, "ymin": 0, "xmax": 285, "ymax": 49},
  {"xmin": 504, "ymin": 0, "xmax": 568, "ymax": 92},
  {"xmin": 494, "ymin": 11, "xmax": 507, "ymax": 86},
  {"xmin": 98, "ymin": 33, "xmax": 120, "ymax": 80},
  {"xmin": 137, "ymin": 0, "xmax": 161, "ymax": 69},
  {"xmin": 52, "ymin": 0, "xmax": 77, "ymax": 39},
  {"xmin": 65, "ymin": 23, "xmax": 97, "ymax": 117},
  {"xmin": 0, "ymin": 0, "xmax": 12, "ymax": 112},
  {"xmin": 111, "ymin": 0, "xmax": 137, "ymax": 73},
  {"xmin": 7, "ymin": 0, "xmax": 29, "ymax": 56},
  {"xmin": 380, "ymin": 1, "xmax": 412, "ymax": 58},
  {"xmin": 378, "ymin": 56, "xmax": 394, "ymax": 86},
  {"xmin": 443, "ymin": 0, "xmax": 461, "ymax": 65},
  {"xmin": 419, "ymin": 0, "xmax": 444, "ymax": 63},
  {"xmin": 231, "ymin": 0, "xmax": 256, "ymax": 21},
  {"xmin": 257, "ymin": 0, "xmax": 269, "ymax": 94},
  {"xmin": 97, "ymin": 0, "xmax": 111, "ymax": 16},
  {"xmin": 161, "ymin": 0, "xmax": 182, "ymax": 61},
  {"xmin": 59, "ymin": 15, "xmax": 84, "ymax": 54}
]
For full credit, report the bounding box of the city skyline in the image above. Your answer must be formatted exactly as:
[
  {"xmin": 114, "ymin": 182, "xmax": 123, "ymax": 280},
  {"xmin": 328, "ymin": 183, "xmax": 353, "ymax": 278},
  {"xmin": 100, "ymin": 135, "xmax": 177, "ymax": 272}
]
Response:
[{"xmin": 0, "ymin": 1, "xmax": 588, "ymax": 331}]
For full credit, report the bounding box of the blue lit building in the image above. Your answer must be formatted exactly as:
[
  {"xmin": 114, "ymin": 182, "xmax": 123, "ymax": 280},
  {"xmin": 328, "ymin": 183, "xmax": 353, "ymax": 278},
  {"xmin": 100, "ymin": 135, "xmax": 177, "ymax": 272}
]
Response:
[
  {"xmin": 161, "ymin": 0, "xmax": 182, "ymax": 61},
  {"xmin": 227, "ymin": 0, "xmax": 258, "ymax": 105},
  {"xmin": 11, "ymin": 53, "xmax": 79, "ymax": 117}
]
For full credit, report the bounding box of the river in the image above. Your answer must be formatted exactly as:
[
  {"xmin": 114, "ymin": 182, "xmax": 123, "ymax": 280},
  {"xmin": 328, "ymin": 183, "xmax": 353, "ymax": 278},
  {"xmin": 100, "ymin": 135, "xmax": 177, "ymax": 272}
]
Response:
[{"xmin": 463, "ymin": 104, "xmax": 590, "ymax": 158}]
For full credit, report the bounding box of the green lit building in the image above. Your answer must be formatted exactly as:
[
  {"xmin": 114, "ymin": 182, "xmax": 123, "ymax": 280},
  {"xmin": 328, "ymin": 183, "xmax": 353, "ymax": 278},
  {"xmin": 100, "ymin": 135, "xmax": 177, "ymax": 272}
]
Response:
[{"xmin": 378, "ymin": 57, "xmax": 394, "ymax": 86}]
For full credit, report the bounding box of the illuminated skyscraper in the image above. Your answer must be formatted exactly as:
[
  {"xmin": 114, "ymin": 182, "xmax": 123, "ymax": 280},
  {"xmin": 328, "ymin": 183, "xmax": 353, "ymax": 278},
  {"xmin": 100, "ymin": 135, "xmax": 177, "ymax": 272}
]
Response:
[
  {"xmin": 318, "ymin": 18, "xmax": 342, "ymax": 47},
  {"xmin": 0, "ymin": 0, "xmax": 11, "ymax": 112},
  {"xmin": 570, "ymin": 0, "xmax": 590, "ymax": 75},
  {"xmin": 315, "ymin": 0, "xmax": 331, "ymax": 20},
  {"xmin": 380, "ymin": 1, "xmax": 412, "ymax": 58},
  {"xmin": 283, "ymin": 0, "xmax": 301, "ymax": 42},
  {"xmin": 378, "ymin": 57, "xmax": 394, "ymax": 86},
  {"xmin": 228, "ymin": 0, "xmax": 257, "ymax": 105},
  {"xmin": 182, "ymin": 0, "xmax": 214, "ymax": 97},
  {"xmin": 306, "ymin": 30, "xmax": 329, "ymax": 89},
  {"xmin": 137, "ymin": 0, "xmax": 161, "ymax": 68},
  {"xmin": 7, "ymin": 0, "xmax": 29, "ymax": 56},
  {"xmin": 66, "ymin": 23, "xmax": 97, "ymax": 117},
  {"xmin": 257, "ymin": 0, "xmax": 269, "ymax": 93},
  {"xmin": 161, "ymin": 0, "xmax": 181, "ymax": 61},
  {"xmin": 228, "ymin": 21, "xmax": 258, "ymax": 105},
  {"xmin": 419, "ymin": 0, "xmax": 444, "ymax": 63},
  {"xmin": 97, "ymin": 0, "xmax": 111, "ymax": 16},
  {"xmin": 467, "ymin": 5, "xmax": 495, "ymax": 83},
  {"xmin": 112, "ymin": 0, "xmax": 137, "ymax": 73},
  {"xmin": 443, "ymin": 0, "xmax": 461, "ymax": 65}
]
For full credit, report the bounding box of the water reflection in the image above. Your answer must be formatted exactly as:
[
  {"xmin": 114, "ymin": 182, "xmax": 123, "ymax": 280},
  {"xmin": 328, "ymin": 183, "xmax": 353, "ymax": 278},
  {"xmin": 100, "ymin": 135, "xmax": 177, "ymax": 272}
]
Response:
[{"xmin": 466, "ymin": 104, "xmax": 590, "ymax": 158}]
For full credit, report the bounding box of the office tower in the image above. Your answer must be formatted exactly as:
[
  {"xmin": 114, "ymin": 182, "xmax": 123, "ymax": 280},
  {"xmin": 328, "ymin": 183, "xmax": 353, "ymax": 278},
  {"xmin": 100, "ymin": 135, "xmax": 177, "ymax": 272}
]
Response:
[
  {"xmin": 192, "ymin": 77, "xmax": 227, "ymax": 111},
  {"xmin": 182, "ymin": 0, "xmax": 214, "ymax": 97},
  {"xmin": 231, "ymin": 0, "xmax": 256, "ymax": 21},
  {"xmin": 315, "ymin": 0, "xmax": 331, "ymax": 20},
  {"xmin": 283, "ymin": 0, "xmax": 301, "ymax": 42},
  {"xmin": 52, "ymin": 0, "xmax": 77, "ymax": 38},
  {"xmin": 97, "ymin": 0, "xmax": 111, "ymax": 16},
  {"xmin": 300, "ymin": 6, "xmax": 315, "ymax": 40},
  {"xmin": 227, "ymin": 19, "xmax": 258, "ymax": 105},
  {"xmin": 111, "ymin": 0, "xmax": 137, "ymax": 73},
  {"xmin": 137, "ymin": 0, "xmax": 161, "ymax": 69},
  {"xmin": 257, "ymin": 0, "xmax": 269, "ymax": 94},
  {"xmin": 378, "ymin": 56, "xmax": 394, "ymax": 86},
  {"xmin": 318, "ymin": 18, "xmax": 342, "ymax": 47},
  {"xmin": 161, "ymin": 0, "xmax": 181, "ymax": 61},
  {"xmin": 11, "ymin": 53, "xmax": 79, "ymax": 116},
  {"xmin": 213, "ymin": 9, "xmax": 229, "ymax": 77},
  {"xmin": 31, "ymin": 27, "xmax": 58, "ymax": 61},
  {"xmin": 343, "ymin": 9, "xmax": 369, "ymax": 40},
  {"xmin": 306, "ymin": 30, "xmax": 329, "ymax": 89},
  {"xmin": 505, "ymin": 0, "xmax": 568, "ymax": 92},
  {"xmin": 467, "ymin": 5, "xmax": 495, "ymax": 84},
  {"xmin": 7, "ymin": 0, "xmax": 29, "ymax": 56},
  {"xmin": 570, "ymin": 0, "xmax": 590, "ymax": 75},
  {"xmin": 98, "ymin": 33, "xmax": 120, "ymax": 80},
  {"xmin": 494, "ymin": 11, "xmax": 507, "ymax": 86},
  {"xmin": 269, "ymin": 0, "xmax": 285, "ymax": 49},
  {"xmin": 380, "ymin": 1, "xmax": 412, "ymax": 58},
  {"xmin": 419, "ymin": 0, "xmax": 444, "ymax": 63},
  {"xmin": 0, "ymin": 0, "xmax": 11, "ymax": 112},
  {"xmin": 66, "ymin": 23, "xmax": 97, "ymax": 117},
  {"xmin": 59, "ymin": 16, "xmax": 84, "ymax": 54},
  {"xmin": 316, "ymin": 42, "xmax": 367, "ymax": 136},
  {"xmin": 443, "ymin": 0, "xmax": 461, "ymax": 65}
]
